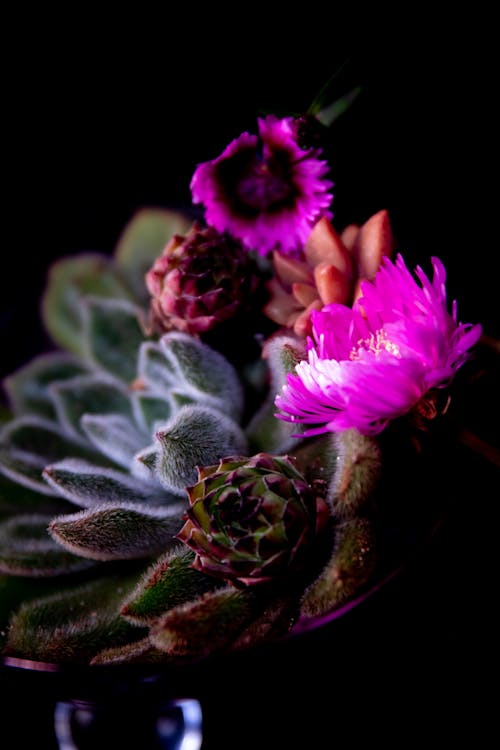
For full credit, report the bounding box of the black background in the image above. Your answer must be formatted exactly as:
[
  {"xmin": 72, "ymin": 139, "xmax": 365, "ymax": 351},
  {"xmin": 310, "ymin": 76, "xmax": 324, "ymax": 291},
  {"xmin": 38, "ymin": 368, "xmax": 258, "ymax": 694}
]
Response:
[{"xmin": 1, "ymin": 14, "xmax": 499, "ymax": 748}]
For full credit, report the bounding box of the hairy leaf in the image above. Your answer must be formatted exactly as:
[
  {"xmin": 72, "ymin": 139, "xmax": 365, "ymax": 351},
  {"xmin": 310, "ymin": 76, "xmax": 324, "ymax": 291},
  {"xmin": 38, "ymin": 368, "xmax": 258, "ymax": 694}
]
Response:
[
  {"xmin": 43, "ymin": 459, "xmax": 169, "ymax": 508},
  {"xmin": 121, "ymin": 547, "xmax": 219, "ymax": 625},
  {"xmin": 154, "ymin": 405, "xmax": 248, "ymax": 493},
  {"xmin": 81, "ymin": 414, "xmax": 146, "ymax": 470},
  {"xmin": 90, "ymin": 636, "xmax": 166, "ymax": 666},
  {"xmin": 0, "ymin": 514, "xmax": 96, "ymax": 576},
  {"xmin": 82, "ymin": 297, "xmax": 147, "ymax": 382},
  {"xmin": 3, "ymin": 352, "xmax": 89, "ymax": 420},
  {"xmin": 41, "ymin": 253, "xmax": 134, "ymax": 356},
  {"xmin": 131, "ymin": 392, "xmax": 173, "ymax": 434},
  {"xmin": 4, "ymin": 574, "xmax": 143, "ymax": 664},
  {"xmin": 329, "ymin": 429, "xmax": 382, "ymax": 517},
  {"xmin": 49, "ymin": 502, "xmax": 186, "ymax": 561},
  {"xmin": 49, "ymin": 373, "xmax": 133, "ymax": 438}
]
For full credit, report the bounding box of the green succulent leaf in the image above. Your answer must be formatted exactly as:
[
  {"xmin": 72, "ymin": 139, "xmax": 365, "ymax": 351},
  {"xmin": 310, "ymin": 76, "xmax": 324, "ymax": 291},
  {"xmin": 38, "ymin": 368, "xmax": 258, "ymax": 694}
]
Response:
[
  {"xmin": 90, "ymin": 636, "xmax": 166, "ymax": 666},
  {"xmin": 246, "ymin": 335, "xmax": 306, "ymax": 453},
  {"xmin": 300, "ymin": 517, "xmax": 377, "ymax": 617},
  {"xmin": 43, "ymin": 459, "xmax": 169, "ymax": 508},
  {"xmin": 150, "ymin": 585, "xmax": 260, "ymax": 658},
  {"xmin": 161, "ymin": 333, "xmax": 244, "ymax": 421},
  {"xmin": 154, "ymin": 405, "xmax": 248, "ymax": 494},
  {"xmin": 0, "ymin": 576, "xmax": 68, "ymax": 647},
  {"xmin": 82, "ymin": 297, "xmax": 147, "ymax": 382},
  {"xmin": 137, "ymin": 342, "xmax": 179, "ymax": 391},
  {"xmin": 121, "ymin": 547, "xmax": 220, "ymax": 625},
  {"xmin": 0, "ymin": 417, "xmax": 99, "ymax": 495},
  {"xmin": 3, "ymin": 352, "xmax": 89, "ymax": 420},
  {"xmin": 0, "ymin": 514, "xmax": 96, "ymax": 576},
  {"xmin": 49, "ymin": 502, "xmax": 186, "ymax": 561},
  {"xmin": 329, "ymin": 429, "xmax": 382, "ymax": 517},
  {"xmin": 41, "ymin": 253, "xmax": 134, "ymax": 356},
  {"xmin": 4, "ymin": 574, "xmax": 142, "ymax": 664},
  {"xmin": 131, "ymin": 392, "xmax": 173, "ymax": 434},
  {"xmin": 113, "ymin": 208, "xmax": 192, "ymax": 304},
  {"xmin": 81, "ymin": 414, "xmax": 146, "ymax": 470},
  {"xmin": 49, "ymin": 373, "xmax": 134, "ymax": 439}
]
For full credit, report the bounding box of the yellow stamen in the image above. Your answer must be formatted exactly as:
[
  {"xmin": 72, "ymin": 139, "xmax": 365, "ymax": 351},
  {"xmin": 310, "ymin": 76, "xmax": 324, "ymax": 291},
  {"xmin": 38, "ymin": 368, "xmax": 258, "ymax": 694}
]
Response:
[{"xmin": 350, "ymin": 328, "xmax": 401, "ymax": 361}]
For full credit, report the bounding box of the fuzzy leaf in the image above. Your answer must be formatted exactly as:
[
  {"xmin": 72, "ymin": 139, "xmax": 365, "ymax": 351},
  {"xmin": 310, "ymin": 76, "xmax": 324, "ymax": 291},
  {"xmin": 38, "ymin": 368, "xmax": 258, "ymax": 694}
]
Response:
[
  {"xmin": 150, "ymin": 586, "xmax": 260, "ymax": 658},
  {"xmin": 329, "ymin": 429, "xmax": 382, "ymax": 517},
  {"xmin": 154, "ymin": 405, "xmax": 248, "ymax": 494},
  {"xmin": 41, "ymin": 253, "xmax": 134, "ymax": 356},
  {"xmin": 50, "ymin": 373, "xmax": 133, "ymax": 439},
  {"xmin": 0, "ymin": 514, "xmax": 96, "ymax": 576},
  {"xmin": 0, "ymin": 576, "xmax": 65, "ymax": 647},
  {"xmin": 49, "ymin": 502, "xmax": 186, "ymax": 561},
  {"xmin": 246, "ymin": 335, "xmax": 306, "ymax": 453},
  {"xmin": 81, "ymin": 414, "xmax": 146, "ymax": 470},
  {"xmin": 0, "ymin": 417, "xmax": 99, "ymax": 495},
  {"xmin": 300, "ymin": 517, "xmax": 377, "ymax": 617},
  {"xmin": 82, "ymin": 297, "xmax": 147, "ymax": 382},
  {"xmin": 90, "ymin": 636, "xmax": 166, "ymax": 666},
  {"xmin": 43, "ymin": 459, "xmax": 170, "ymax": 508},
  {"xmin": 113, "ymin": 208, "xmax": 192, "ymax": 304},
  {"xmin": 4, "ymin": 574, "xmax": 142, "ymax": 664},
  {"xmin": 121, "ymin": 547, "xmax": 219, "ymax": 625},
  {"xmin": 3, "ymin": 352, "xmax": 89, "ymax": 420},
  {"xmin": 131, "ymin": 391, "xmax": 173, "ymax": 434},
  {"xmin": 137, "ymin": 342, "xmax": 178, "ymax": 391},
  {"xmin": 161, "ymin": 333, "xmax": 244, "ymax": 421}
]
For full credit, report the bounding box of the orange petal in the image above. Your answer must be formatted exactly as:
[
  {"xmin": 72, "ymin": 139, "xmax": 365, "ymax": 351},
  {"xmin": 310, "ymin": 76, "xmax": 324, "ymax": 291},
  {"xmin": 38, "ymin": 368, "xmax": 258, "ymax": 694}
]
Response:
[
  {"xmin": 313, "ymin": 262, "xmax": 351, "ymax": 305},
  {"xmin": 353, "ymin": 209, "xmax": 394, "ymax": 280},
  {"xmin": 340, "ymin": 223, "xmax": 359, "ymax": 251},
  {"xmin": 293, "ymin": 300, "xmax": 323, "ymax": 338},
  {"xmin": 292, "ymin": 281, "xmax": 319, "ymax": 307},
  {"xmin": 263, "ymin": 279, "xmax": 302, "ymax": 325},
  {"xmin": 305, "ymin": 218, "xmax": 354, "ymax": 278},
  {"xmin": 272, "ymin": 250, "xmax": 312, "ymax": 285}
]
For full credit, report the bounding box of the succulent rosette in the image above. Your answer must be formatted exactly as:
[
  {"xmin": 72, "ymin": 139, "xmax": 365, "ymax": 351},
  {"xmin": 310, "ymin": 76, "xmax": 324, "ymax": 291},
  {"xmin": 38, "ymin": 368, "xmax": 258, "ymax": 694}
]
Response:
[
  {"xmin": 177, "ymin": 453, "xmax": 319, "ymax": 585},
  {"xmin": 146, "ymin": 222, "xmax": 259, "ymax": 335}
]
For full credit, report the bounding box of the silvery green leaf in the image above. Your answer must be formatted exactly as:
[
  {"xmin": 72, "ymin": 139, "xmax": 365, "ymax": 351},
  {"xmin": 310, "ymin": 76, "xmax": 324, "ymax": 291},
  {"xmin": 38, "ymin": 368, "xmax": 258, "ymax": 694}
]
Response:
[
  {"xmin": 49, "ymin": 502, "xmax": 186, "ymax": 561},
  {"xmin": 0, "ymin": 417, "xmax": 98, "ymax": 495},
  {"xmin": 81, "ymin": 414, "xmax": 146, "ymax": 470},
  {"xmin": 329, "ymin": 429, "xmax": 382, "ymax": 517},
  {"xmin": 121, "ymin": 547, "xmax": 220, "ymax": 625},
  {"xmin": 4, "ymin": 574, "xmax": 141, "ymax": 664},
  {"xmin": 41, "ymin": 253, "xmax": 134, "ymax": 356},
  {"xmin": 131, "ymin": 444, "xmax": 159, "ymax": 482},
  {"xmin": 49, "ymin": 373, "xmax": 133, "ymax": 439},
  {"xmin": 0, "ymin": 514, "xmax": 96, "ymax": 576},
  {"xmin": 3, "ymin": 352, "xmax": 89, "ymax": 420},
  {"xmin": 82, "ymin": 297, "xmax": 147, "ymax": 382},
  {"xmin": 150, "ymin": 586, "xmax": 259, "ymax": 658},
  {"xmin": 246, "ymin": 334, "xmax": 306, "ymax": 453},
  {"xmin": 131, "ymin": 391, "xmax": 174, "ymax": 434},
  {"xmin": 113, "ymin": 208, "xmax": 192, "ymax": 304},
  {"xmin": 43, "ymin": 459, "xmax": 169, "ymax": 508},
  {"xmin": 137, "ymin": 341, "xmax": 178, "ymax": 391},
  {"xmin": 154, "ymin": 405, "xmax": 248, "ymax": 494},
  {"xmin": 161, "ymin": 332, "xmax": 244, "ymax": 421}
]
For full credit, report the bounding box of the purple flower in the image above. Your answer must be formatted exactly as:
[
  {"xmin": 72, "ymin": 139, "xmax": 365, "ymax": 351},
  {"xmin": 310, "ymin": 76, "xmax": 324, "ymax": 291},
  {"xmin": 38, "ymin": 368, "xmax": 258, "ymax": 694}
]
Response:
[
  {"xmin": 275, "ymin": 254, "xmax": 482, "ymax": 435},
  {"xmin": 190, "ymin": 115, "xmax": 333, "ymax": 257}
]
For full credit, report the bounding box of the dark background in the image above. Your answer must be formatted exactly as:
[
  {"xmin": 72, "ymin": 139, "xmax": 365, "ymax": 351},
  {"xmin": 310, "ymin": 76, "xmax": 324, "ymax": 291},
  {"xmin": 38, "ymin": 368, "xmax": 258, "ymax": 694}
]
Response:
[{"xmin": 1, "ymin": 16, "xmax": 498, "ymax": 748}]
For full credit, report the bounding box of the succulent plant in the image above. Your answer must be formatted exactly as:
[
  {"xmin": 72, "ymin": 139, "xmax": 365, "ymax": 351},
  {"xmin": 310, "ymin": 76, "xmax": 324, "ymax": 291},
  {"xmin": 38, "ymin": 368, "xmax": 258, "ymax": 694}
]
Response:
[
  {"xmin": 145, "ymin": 222, "xmax": 259, "ymax": 335},
  {"xmin": 177, "ymin": 453, "xmax": 320, "ymax": 585},
  {"xmin": 263, "ymin": 210, "xmax": 394, "ymax": 337}
]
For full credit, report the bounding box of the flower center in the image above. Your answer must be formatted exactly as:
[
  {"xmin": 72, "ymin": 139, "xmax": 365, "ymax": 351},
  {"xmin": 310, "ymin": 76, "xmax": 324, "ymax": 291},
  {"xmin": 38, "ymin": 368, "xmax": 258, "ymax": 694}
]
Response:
[
  {"xmin": 349, "ymin": 328, "xmax": 401, "ymax": 361},
  {"xmin": 236, "ymin": 158, "xmax": 294, "ymax": 211}
]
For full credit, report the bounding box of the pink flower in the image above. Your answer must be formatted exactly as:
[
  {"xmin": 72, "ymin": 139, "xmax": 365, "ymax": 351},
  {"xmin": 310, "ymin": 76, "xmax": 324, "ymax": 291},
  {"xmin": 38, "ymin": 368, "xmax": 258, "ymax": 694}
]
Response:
[
  {"xmin": 275, "ymin": 255, "xmax": 482, "ymax": 435},
  {"xmin": 190, "ymin": 115, "xmax": 333, "ymax": 257}
]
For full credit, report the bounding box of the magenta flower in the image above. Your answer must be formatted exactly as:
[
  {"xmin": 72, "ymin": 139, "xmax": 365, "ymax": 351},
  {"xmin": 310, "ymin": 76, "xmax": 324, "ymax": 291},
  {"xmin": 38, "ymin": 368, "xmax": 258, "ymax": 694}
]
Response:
[
  {"xmin": 190, "ymin": 115, "xmax": 333, "ymax": 257},
  {"xmin": 275, "ymin": 254, "xmax": 482, "ymax": 436}
]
